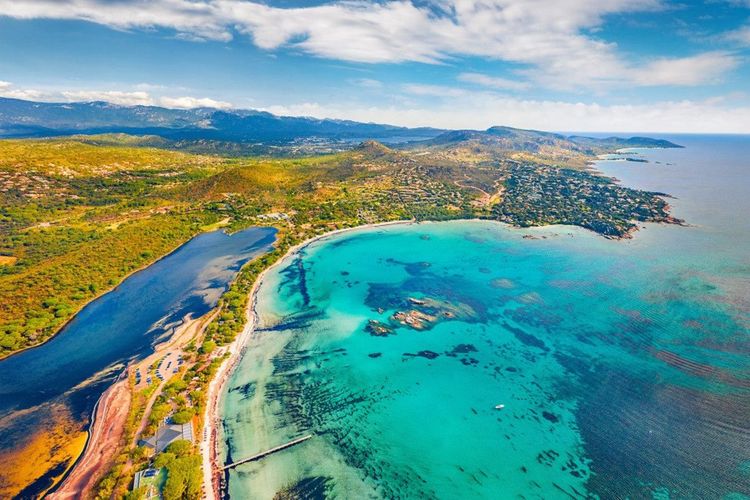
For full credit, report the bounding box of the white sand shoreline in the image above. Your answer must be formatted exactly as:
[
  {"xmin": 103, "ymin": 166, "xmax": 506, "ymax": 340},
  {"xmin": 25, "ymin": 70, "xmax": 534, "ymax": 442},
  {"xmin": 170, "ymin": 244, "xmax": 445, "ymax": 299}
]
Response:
[
  {"xmin": 200, "ymin": 219, "xmax": 415, "ymax": 499},
  {"xmin": 198, "ymin": 216, "xmax": 634, "ymax": 497}
]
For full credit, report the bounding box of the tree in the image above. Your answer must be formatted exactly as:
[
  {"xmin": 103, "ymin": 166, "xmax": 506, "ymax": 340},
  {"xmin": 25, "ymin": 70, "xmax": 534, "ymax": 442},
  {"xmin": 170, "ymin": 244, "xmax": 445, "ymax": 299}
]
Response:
[
  {"xmin": 171, "ymin": 409, "xmax": 194, "ymax": 425},
  {"xmin": 199, "ymin": 340, "xmax": 216, "ymax": 355},
  {"xmin": 165, "ymin": 439, "xmax": 193, "ymax": 457},
  {"xmin": 162, "ymin": 456, "xmax": 201, "ymax": 500},
  {"xmin": 153, "ymin": 452, "xmax": 176, "ymax": 469},
  {"xmin": 124, "ymin": 486, "xmax": 147, "ymax": 500}
]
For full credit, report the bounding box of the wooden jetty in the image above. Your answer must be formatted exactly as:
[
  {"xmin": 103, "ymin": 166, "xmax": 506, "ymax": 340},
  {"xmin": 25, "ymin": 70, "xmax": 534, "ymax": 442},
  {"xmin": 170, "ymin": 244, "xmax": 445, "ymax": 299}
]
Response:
[{"xmin": 221, "ymin": 434, "xmax": 313, "ymax": 470}]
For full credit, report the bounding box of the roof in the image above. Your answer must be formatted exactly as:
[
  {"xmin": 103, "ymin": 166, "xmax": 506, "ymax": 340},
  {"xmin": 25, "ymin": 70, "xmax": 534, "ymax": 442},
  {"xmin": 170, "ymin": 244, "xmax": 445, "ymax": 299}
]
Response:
[{"xmin": 138, "ymin": 421, "xmax": 194, "ymax": 453}]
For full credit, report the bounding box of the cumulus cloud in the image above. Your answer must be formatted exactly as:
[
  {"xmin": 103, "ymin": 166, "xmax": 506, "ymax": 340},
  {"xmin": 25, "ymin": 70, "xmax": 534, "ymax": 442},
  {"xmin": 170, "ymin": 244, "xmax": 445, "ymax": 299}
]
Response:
[
  {"xmin": 262, "ymin": 94, "xmax": 750, "ymax": 133},
  {"xmin": 0, "ymin": 82, "xmax": 232, "ymax": 109},
  {"xmin": 159, "ymin": 96, "xmax": 232, "ymax": 109},
  {"xmin": 262, "ymin": 102, "xmax": 329, "ymax": 118},
  {"xmin": 0, "ymin": 82, "xmax": 47, "ymax": 101},
  {"xmin": 0, "ymin": 0, "xmax": 232, "ymax": 41},
  {"xmin": 61, "ymin": 90, "xmax": 155, "ymax": 106},
  {"xmin": 634, "ymin": 52, "xmax": 740, "ymax": 86},
  {"xmin": 0, "ymin": 0, "xmax": 738, "ymax": 89},
  {"xmin": 0, "ymin": 83, "xmax": 157, "ymax": 104}
]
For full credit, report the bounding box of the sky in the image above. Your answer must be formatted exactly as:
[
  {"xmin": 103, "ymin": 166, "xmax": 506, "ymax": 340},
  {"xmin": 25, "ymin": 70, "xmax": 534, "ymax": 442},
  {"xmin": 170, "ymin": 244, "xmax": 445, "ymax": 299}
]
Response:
[{"xmin": 1, "ymin": 0, "xmax": 750, "ymax": 132}]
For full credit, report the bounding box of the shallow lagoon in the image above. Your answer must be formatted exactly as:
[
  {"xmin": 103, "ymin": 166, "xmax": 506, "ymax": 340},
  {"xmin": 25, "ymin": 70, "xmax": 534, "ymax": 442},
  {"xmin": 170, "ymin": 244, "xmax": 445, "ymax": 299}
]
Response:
[
  {"xmin": 222, "ymin": 137, "xmax": 749, "ymax": 499},
  {"xmin": 0, "ymin": 226, "xmax": 275, "ymax": 498}
]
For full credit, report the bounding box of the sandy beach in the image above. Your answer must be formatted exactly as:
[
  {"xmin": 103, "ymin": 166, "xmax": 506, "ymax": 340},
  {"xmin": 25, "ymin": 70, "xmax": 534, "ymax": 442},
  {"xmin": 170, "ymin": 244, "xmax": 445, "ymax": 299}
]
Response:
[
  {"xmin": 49, "ymin": 378, "xmax": 131, "ymax": 499},
  {"xmin": 200, "ymin": 219, "xmax": 413, "ymax": 499},
  {"xmin": 51, "ymin": 312, "xmax": 214, "ymax": 499}
]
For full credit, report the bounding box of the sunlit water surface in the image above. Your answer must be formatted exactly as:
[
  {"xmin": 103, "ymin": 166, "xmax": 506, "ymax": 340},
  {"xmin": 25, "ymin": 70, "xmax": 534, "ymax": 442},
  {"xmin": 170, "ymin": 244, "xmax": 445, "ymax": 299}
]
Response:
[{"xmin": 221, "ymin": 136, "xmax": 749, "ymax": 499}]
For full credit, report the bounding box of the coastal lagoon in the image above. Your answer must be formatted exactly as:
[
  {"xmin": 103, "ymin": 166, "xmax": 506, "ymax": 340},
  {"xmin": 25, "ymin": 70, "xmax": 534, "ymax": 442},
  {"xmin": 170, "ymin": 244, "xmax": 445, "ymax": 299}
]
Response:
[
  {"xmin": 0, "ymin": 227, "xmax": 275, "ymax": 498},
  {"xmin": 221, "ymin": 136, "xmax": 750, "ymax": 498}
]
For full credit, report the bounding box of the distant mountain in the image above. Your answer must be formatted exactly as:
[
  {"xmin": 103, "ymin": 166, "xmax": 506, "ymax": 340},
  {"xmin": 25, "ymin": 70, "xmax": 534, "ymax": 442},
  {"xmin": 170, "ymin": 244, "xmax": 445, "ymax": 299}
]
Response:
[
  {"xmin": 567, "ymin": 135, "xmax": 683, "ymax": 150},
  {"xmin": 418, "ymin": 126, "xmax": 584, "ymax": 152},
  {"xmin": 410, "ymin": 125, "xmax": 682, "ymax": 153},
  {"xmin": 0, "ymin": 97, "xmax": 682, "ymax": 153},
  {"xmin": 0, "ymin": 97, "xmax": 443, "ymax": 143}
]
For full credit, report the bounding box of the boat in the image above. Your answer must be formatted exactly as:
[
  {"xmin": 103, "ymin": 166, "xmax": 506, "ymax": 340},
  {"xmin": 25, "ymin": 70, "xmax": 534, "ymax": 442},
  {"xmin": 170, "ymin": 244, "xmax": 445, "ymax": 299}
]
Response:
[{"xmin": 495, "ymin": 404, "xmax": 505, "ymax": 410}]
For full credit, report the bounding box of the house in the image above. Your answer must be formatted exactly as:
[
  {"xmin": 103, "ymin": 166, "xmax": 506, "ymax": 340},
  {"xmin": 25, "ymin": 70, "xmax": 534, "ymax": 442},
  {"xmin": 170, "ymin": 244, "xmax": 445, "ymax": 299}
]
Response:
[
  {"xmin": 138, "ymin": 420, "xmax": 194, "ymax": 454},
  {"xmin": 132, "ymin": 468, "xmax": 165, "ymax": 498}
]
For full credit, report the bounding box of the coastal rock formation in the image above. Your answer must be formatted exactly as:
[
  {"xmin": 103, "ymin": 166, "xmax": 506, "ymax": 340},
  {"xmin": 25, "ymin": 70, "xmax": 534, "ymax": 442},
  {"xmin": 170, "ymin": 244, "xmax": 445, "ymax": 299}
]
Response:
[
  {"xmin": 366, "ymin": 295, "xmax": 481, "ymax": 336},
  {"xmin": 366, "ymin": 320, "xmax": 395, "ymax": 337}
]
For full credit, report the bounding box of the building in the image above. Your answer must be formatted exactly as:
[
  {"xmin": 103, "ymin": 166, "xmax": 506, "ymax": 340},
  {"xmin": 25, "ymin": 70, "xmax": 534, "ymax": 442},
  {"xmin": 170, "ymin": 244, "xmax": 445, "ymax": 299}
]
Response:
[
  {"xmin": 138, "ymin": 420, "xmax": 194, "ymax": 454},
  {"xmin": 132, "ymin": 468, "xmax": 164, "ymax": 499}
]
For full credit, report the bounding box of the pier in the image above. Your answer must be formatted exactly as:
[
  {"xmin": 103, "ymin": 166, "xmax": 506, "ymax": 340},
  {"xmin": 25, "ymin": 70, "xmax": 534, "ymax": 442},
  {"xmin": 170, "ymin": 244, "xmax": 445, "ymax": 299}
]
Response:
[{"xmin": 221, "ymin": 434, "xmax": 313, "ymax": 470}]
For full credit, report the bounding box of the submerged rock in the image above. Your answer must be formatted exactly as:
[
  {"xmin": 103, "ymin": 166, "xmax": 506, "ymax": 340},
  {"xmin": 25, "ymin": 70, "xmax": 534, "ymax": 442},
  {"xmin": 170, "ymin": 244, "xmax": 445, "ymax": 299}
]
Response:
[
  {"xmin": 366, "ymin": 319, "xmax": 395, "ymax": 337},
  {"xmin": 403, "ymin": 350, "xmax": 440, "ymax": 360},
  {"xmin": 392, "ymin": 309, "xmax": 437, "ymax": 330}
]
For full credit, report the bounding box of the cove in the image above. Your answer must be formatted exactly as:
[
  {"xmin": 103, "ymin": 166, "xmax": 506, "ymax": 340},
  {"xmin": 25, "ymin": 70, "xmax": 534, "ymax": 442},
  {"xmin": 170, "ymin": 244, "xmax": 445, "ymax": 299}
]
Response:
[
  {"xmin": 220, "ymin": 137, "xmax": 750, "ymax": 499},
  {"xmin": 0, "ymin": 226, "xmax": 275, "ymax": 498}
]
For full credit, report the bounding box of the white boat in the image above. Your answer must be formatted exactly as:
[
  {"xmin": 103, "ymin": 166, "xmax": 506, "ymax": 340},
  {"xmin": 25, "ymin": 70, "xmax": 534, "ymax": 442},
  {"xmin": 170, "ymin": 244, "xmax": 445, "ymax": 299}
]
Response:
[{"xmin": 495, "ymin": 404, "xmax": 505, "ymax": 410}]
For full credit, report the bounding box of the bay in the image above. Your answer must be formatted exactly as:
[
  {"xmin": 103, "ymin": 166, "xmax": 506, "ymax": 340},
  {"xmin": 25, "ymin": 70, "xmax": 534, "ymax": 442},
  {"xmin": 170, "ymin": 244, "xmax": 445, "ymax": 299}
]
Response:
[{"xmin": 221, "ymin": 136, "xmax": 750, "ymax": 499}]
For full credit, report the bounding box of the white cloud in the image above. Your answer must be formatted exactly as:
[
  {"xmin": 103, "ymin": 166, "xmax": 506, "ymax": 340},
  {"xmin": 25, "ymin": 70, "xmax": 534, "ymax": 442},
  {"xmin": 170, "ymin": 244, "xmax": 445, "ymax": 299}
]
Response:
[
  {"xmin": 159, "ymin": 96, "xmax": 232, "ymax": 109},
  {"xmin": 61, "ymin": 90, "xmax": 155, "ymax": 106},
  {"xmin": 350, "ymin": 78, "xmax": 384, "ymax": 89},
  {"xmin": 262, "ymin": 94, "xmax": 750, "ymax": 133},
  {"xmin": 261, "ymin": 102, "xmax": 328, "ymax": 118},
  {"xmin": 0, "ymin": 82, "xmax": 47, "ymax": 101},
  {"xmin": 0, "ymin": 0, "xmax": 737, "ymax": 89},
  {"xmin": 724, "ymin": 25, "xmax": 750, "ymax": 46},
  {"xmin": 0, "ymin": 0, "xmax": 232, "ymax": 42},
  {"xmin": 634, "ymin": 52, "xmax": 740, "ymax": 86},
  {"xmin": 0, "ymin": 82, "xmax": 232, "ymax": 109},
  {"xmin": 458, "ymin": 72, "xmax": 530, "ymax": 91},
  {"xmin": 134, "ymin": 82, "xmax": 169, "ymax": 91},
  {"xmin": 402, "ymin": 84, "xmax": 469, "ymax": 97}
]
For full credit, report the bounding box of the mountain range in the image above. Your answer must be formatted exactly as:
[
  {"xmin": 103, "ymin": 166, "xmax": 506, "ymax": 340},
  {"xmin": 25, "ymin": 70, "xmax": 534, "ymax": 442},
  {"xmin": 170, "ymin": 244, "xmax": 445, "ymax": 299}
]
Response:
[{"xmin": 0, "ymin": 97, "xmax": 681, "ymax": 151}]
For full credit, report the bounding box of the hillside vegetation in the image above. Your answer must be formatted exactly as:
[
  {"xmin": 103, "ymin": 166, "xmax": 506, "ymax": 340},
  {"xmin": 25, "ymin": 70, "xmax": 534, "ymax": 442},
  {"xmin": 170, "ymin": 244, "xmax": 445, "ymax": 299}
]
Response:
[{"xmin": 0, "ymin": 132, "xmax": 681, "ymax": 358}]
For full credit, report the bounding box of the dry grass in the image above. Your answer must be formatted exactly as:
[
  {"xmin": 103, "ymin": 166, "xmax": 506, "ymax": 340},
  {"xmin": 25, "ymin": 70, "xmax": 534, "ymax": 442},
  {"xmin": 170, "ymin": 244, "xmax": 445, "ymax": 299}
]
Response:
[{"xmin": 0, "ymin": 256, "xmax": 17, "ymax": 266}]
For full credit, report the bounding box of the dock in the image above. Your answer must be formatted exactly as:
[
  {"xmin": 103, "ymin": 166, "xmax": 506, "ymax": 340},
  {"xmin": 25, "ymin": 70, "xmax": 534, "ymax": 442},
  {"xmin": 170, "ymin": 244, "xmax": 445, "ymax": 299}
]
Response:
[{"xmin": 220, "ymin": 434, "xmax": 313, "ymax": 470}]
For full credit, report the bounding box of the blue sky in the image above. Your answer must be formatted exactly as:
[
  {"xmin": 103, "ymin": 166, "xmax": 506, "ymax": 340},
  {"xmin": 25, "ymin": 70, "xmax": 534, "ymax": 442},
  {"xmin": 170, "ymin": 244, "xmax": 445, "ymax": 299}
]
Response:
[{"xmin": 1, "ymin": 0, "xmax": 750, "ymax": 132}]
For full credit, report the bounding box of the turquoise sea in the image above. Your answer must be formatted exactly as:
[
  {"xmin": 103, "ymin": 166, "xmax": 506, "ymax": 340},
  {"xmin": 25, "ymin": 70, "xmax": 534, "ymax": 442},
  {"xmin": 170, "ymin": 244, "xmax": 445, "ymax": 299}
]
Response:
[{"xmin": 221, "ymin": 136, "xmax": 750, "ymax": 499}]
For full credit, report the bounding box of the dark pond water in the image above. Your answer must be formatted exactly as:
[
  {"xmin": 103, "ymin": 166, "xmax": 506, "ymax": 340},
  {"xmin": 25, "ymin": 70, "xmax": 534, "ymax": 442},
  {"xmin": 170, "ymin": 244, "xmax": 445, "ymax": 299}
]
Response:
[{"xmin": 0, "ymin": 226, "xmax": 275, "ymax": 497}]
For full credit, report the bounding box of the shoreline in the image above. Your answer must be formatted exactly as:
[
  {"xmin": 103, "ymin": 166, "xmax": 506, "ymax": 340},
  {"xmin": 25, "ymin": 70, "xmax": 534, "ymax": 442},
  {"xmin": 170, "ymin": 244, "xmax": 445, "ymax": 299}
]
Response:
[
  {"xmin": 199, "ymin": 212, "xmax": 689, "ymax": 495},
  {"xmin": 200, "ymin": 219, "xmax": 414, "ymax": 499},
  {"xmin": 0, "ymin": 224, "xmax": 218, "ymax": 363},
  {"xmin": 55, "ymin": 215, "xmax": 682, "ymax": 499},
  {"xmin": 198, "ymin": 216, "xmax": 606, "ymax": 498},
  {"xmin": 48, "ymin": 376, "xmax": 131, "ymax": 499},
  {"xmin": 50, "ymin": 311, "xmax": 213, "ymax": 498}
]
